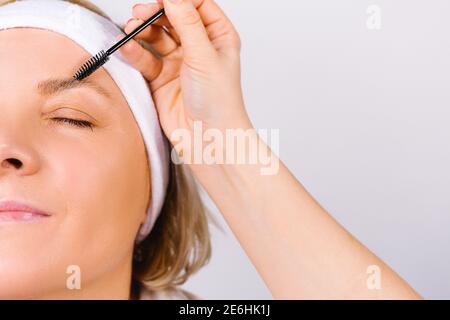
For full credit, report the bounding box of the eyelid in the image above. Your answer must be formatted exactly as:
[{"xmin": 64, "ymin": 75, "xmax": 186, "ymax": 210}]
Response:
[
  {"xmin": 45, "ymin": 106, "xmax": 99, "ymax": 123},
  {"xmin": 52, "ymin": 117, "xmax": 94, "ymax": 131}
]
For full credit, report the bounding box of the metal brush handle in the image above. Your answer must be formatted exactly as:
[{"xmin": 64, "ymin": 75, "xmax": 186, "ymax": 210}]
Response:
[
  {"xmin": 107, "ymin": 8, "xmax": 165, "ymax": 56},
  {"xmin": 74, "ymin": 8, "xmax": 165, "ymax": 81}
]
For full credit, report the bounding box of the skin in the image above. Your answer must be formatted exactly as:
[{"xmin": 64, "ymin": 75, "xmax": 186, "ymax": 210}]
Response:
[
  {"xmin": 0, "ymin": 28, "xmax": 150, "ymax": 299},
  {"xmin": 0, "ymin": 0, "xmax": 422, "ymax": 299},
  {"xmin": 119, "ymin": 0, "xmax": 423, "ymax": 299}
]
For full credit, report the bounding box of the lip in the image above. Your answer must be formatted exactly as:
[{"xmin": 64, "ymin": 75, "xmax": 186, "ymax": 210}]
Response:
[{"xmin": 0, "ymin": 200, "xmax": 51, "ymax": 223}]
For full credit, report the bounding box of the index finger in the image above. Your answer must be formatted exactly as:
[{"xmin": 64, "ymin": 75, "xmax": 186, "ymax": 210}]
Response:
[{"xmin": 135, "ymin": 0, "xmax": 240, "ymax": 51}]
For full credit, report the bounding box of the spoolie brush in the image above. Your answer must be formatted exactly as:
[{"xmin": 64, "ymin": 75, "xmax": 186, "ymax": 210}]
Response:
[{"xmin": 73, "ymin": 8, "xmax": 165, "ymax": 81}]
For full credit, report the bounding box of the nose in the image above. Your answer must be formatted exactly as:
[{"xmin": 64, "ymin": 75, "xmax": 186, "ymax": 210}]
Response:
[
  {"xmin": 0, "ymin": 143, "xmax": 40, "ymax": 176},
  {"xmin": 2, "ymin": 157, "xmax": 23, "ymax": 169}
]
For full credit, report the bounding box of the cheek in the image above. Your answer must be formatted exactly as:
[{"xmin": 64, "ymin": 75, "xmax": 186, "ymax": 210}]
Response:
[
  {"xmin": 36, "ymin": 126, "xmax": 149, "ymax": 290},
  {"xmin": 46, "ymin": 126, "xmax": 150, "ymax": 243},
  {"xmin": 0, "ymin": 129, "xmax": 150, "ymax": 298}
]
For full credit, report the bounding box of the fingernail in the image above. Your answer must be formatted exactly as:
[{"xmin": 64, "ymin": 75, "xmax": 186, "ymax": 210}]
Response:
[{"xmin": 132, "ymin": 3, "xmax": 145, "ymax": 17}]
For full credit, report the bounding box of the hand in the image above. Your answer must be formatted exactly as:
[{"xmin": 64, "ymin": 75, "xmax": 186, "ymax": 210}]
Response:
[
  {"xmin": 120, "ymin": 2, "xmax": 424, "ymax": 301},
  {"xmin": 119, "ymin": 0, "xmax": 252, "ymax": 146}
]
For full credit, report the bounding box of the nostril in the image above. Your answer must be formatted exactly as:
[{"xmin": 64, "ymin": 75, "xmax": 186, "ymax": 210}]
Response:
[{"xmin": 1, "ymin": 158, "xmax": 23, "ymax": 169}]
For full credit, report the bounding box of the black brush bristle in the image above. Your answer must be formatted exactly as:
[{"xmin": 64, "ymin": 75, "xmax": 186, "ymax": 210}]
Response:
[{"xmin": 73, "ymin": 50, "xmax": 109, "ymax": 81}]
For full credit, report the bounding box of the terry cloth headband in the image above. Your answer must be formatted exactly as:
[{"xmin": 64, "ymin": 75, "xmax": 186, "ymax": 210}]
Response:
[{"xmin": 0, "ymin": 0, "xmax": 170, "ymax": 243}]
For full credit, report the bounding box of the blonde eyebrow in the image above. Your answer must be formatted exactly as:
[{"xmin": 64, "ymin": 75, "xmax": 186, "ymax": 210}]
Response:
[{"xmin": 37, "ymin": 78, "xmax": 111, "ymax": 99}]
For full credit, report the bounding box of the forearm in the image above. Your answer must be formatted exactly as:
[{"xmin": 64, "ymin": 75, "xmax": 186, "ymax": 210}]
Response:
[{"xmin": 190, "ymin": 126, "xmax": 421, "ymax": 299}]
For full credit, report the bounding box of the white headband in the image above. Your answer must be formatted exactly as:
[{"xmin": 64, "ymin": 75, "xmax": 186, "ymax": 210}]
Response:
[{"xmin": 0, "ymin": 0, "xmax": 170, "ymax": 243}]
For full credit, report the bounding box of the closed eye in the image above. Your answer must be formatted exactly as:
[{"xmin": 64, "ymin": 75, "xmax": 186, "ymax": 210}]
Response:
[{"xmin": 52, "ymin": 117, "xmax": 94, "ymax": 130}]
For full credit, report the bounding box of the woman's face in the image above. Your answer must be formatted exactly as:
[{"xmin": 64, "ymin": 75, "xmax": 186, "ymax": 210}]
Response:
[{"xmin": 0, "ymin": 28, "xmax": 150, "ymax": 299}]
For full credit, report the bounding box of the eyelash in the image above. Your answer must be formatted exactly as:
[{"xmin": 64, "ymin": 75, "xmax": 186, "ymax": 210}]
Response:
[{"xmin": 52, "ymin": 117, "xmax": 94, "ymax": 130}]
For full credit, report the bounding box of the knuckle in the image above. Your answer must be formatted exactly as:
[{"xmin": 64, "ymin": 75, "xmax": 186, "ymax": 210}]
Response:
[
  {"xmin": 182, "ymin": 9, "xmax": 202, "ymax": 26},
  {"xmin": 231, "ymin": 30, "xmax": 242, "ymax": 51},
  {"xmin": 134, "ymin": 47, "xmax": 147, "ymax": 69}
]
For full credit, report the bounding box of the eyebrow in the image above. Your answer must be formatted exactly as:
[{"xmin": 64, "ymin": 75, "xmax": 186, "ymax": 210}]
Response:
[{"xmin": 37, "ymin": 78, "xmax": 111, "ymax": 99}]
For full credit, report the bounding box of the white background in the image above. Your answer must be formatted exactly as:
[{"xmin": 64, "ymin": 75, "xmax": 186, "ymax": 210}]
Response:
[{"xmin": 91, "ymin": 0, "xmax": 450, "ymax": 299}]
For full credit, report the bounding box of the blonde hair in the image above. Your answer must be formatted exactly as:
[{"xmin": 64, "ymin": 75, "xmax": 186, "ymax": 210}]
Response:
[{"xmin": 0, "ymin": 0, "xmax": 213, "ymax": 299}]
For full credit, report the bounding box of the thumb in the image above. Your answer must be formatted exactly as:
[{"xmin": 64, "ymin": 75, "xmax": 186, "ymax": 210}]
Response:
[{"xmin": 161, "ymin": 0, "xmax": 215, "ymax": 59}]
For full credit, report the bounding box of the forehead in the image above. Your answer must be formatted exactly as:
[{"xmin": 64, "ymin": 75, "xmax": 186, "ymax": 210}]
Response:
[{"xmin": 0, "ymin": 27, "xmax": 123, "ymax": 101}]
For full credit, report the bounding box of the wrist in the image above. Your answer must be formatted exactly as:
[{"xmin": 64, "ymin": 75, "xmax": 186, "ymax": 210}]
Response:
[{"xmin": 183, "ymin": 126, "xmax": 281, "ymax": 212}]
